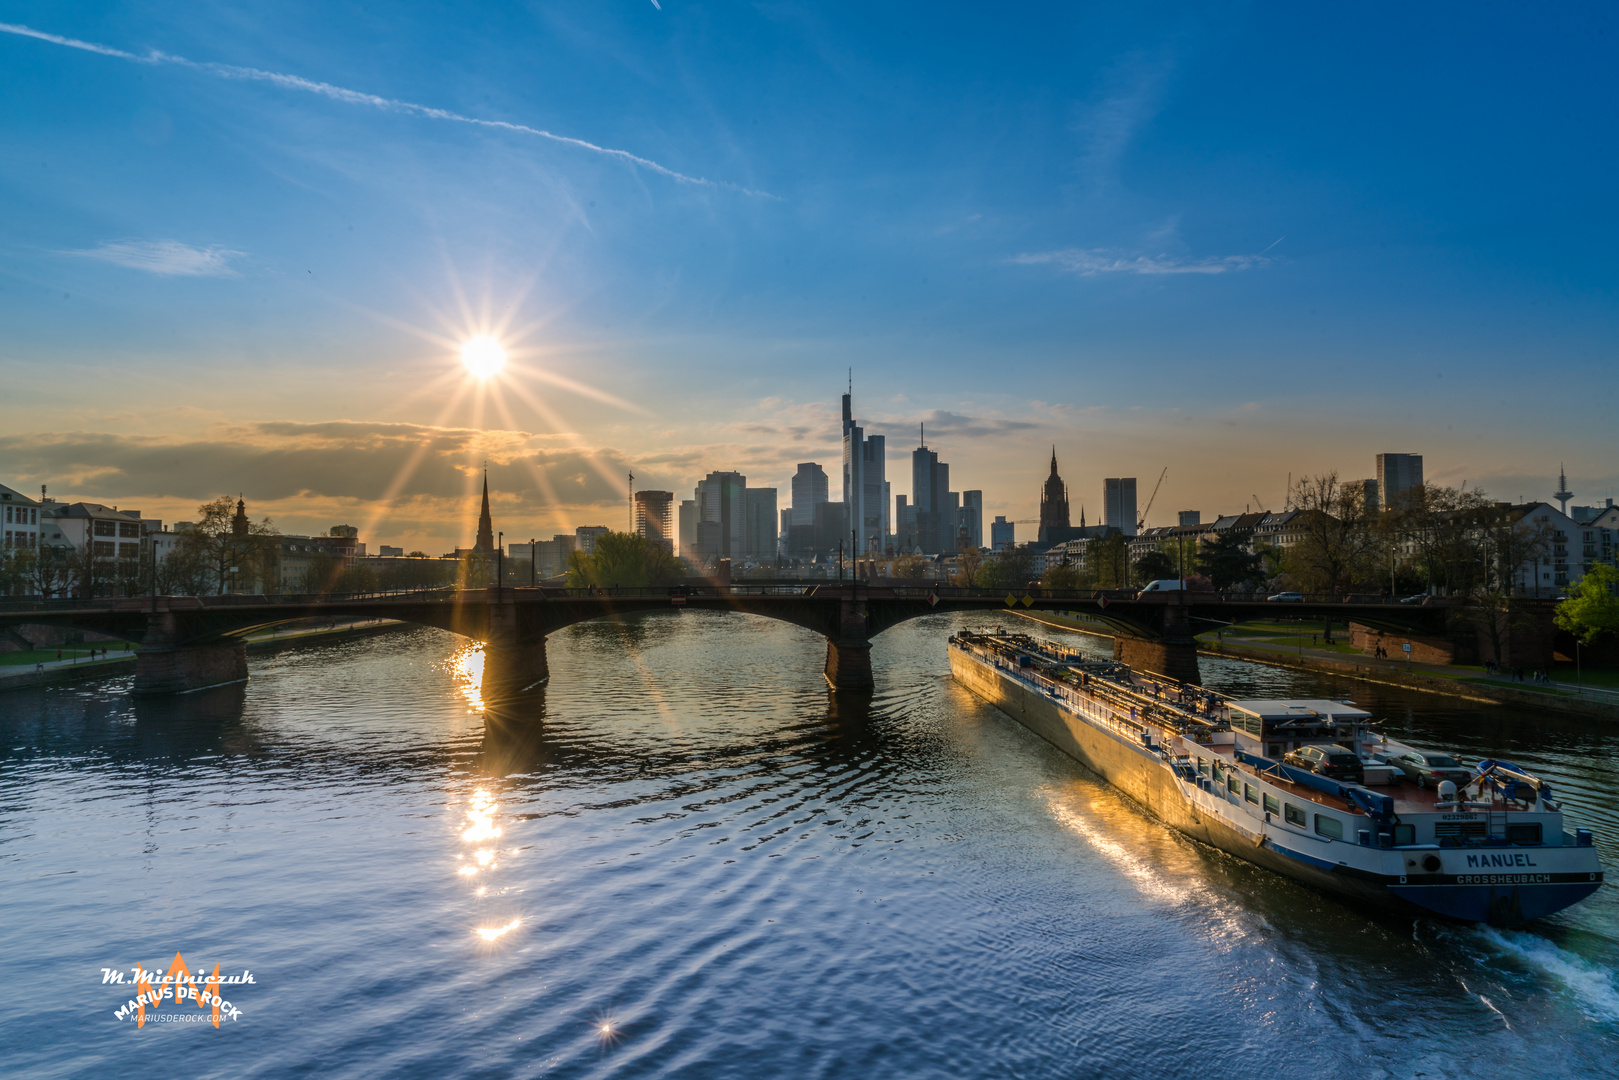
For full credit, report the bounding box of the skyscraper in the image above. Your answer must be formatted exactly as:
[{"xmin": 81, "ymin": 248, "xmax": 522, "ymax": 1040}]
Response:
[
  {"xmin": 960, "ymin": 490, "xmax": 983, "ymax": 550},
  {"xmin": 744, "ymin": 487, "xmax": 778, "ymax": 561},
  {"xmin": 1376, "ymin": 453, "xmax": 1424, "ymax": 511},
  {"xmin": 1038, "ymin": 450, "xmax": 1070, "ymax": 542},
  {"xmin": 790, "ymin": 463, "xmax": 829, "ymax": 527},
  {"xmin": 678, "ymin": 499, "xmax": 696, "ymax": 556},
  {"xmin": 1103, "ymin": 478, "xmax": 1138, "ymax": 537},
  {"xmin": 694, "ymin": 471, "xmax": 747, "ymax": 562},
  {"xmin": 633, "ymin": 490, "xmax": 674, "ymax": 553},
  {"xmin": 842, "ymin": 385, "xmax": 886, "ymax": 553},
  {"xmin": 910, "ymin": 425, "xmax": 954, "ymax": 554}
]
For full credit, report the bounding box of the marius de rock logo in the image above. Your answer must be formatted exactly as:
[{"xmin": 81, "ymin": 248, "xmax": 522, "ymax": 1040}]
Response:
[{"xmin": 102, "ymin": 952, "xmax": 254, "ymax": 1028}]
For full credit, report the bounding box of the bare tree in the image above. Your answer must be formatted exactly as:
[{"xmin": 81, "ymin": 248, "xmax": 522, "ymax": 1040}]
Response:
[{"xmin": 1285, "ymin": 472, "xmax": 1379, "ymax": 594}]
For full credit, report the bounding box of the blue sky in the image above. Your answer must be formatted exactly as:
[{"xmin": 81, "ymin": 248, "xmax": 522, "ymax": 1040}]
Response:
[{"xmin": 2, "ymin": 2, "xmax": 1615, "ymax": 550}]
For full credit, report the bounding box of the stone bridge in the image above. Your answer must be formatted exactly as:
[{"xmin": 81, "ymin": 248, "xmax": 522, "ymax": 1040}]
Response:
[{"xmin": 0, "ymin": 584, "xmax": 1461, "ymax": 697}]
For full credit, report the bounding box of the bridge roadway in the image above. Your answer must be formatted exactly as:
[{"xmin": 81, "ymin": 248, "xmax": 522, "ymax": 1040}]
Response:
[{"xmin": 0, "ymin": 584, "xmax": 1459, "ymax": 697}]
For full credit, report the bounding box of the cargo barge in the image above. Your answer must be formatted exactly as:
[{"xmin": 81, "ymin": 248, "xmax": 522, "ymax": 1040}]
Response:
[{"xmin": 950, "ymin": 629, "xmax": 1603, "ymax": 925}]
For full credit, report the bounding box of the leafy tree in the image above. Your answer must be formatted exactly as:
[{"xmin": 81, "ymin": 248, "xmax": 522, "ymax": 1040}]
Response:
[
  {"xmin": 566, "ymin": 532, "xmax": 679, "ymax": 588},
  {"xmin": 977, "ymin": 548, "xmax": 1038, "ymax": 590},
  {"xmin": 1555, "ymin": 564, "xmax": 1619, "ymax": 644},
  {"xmin": 1041, "ymin": 560, "xmax": 1081, "ymax": 591},
  {"xmin": 1087, "ymin": 533, "xmax": 1130, "ymax": 589},
  {"xmin": 1197, "ymin": 530, "xmax": 1265, "ymax": 590},
  {"xmin": 951, "ymin": 547, "xmax": 985, "ymax": 587},
  {"xmin": 1132, "ymin": 550, "xmax": 1176, "ymax": 583},
  {"xmin": 890, "ymin": 552, "xmax": 930, "ymax": 580}
]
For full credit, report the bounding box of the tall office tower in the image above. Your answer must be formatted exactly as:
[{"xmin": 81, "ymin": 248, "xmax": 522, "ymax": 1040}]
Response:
[
  {"xmin": 990, "ymin": 516, "xmax": 1014, "ymax": 550},
  {"xmin": 1038, "ymin": 450, "xmax": 1070, "ymax": 542},
  {"xmin": 841, "ymin": 386, "xmax": 887, "ymax": 553},
  {"xmin": 1103, "ymin": 478, "xmax": 1138, "ymax": 537},
  {"xmin": 1178, "ymin": 510, "xmax": 1202, "ymax": 527},
  {"xmin": 694, "ymin": 471, "xmax": 747, "ymax": 561},
  {"xmin": 790, "ymin": 463, "xmax": 830, "ymax": 527},
  {"xmin": 894, "ymin": 495, "xmax": 915, "ymax": 550},
  {"xmin": 910, "ymin": 428, "xmax": 954, "ymax": 554},
  {"xmin": 1376, "ymin": 454, "xmax": 1424, "ymax": 512},
  {"xmin": 678, "ymin": 499, "xmax": 697, "ymax": 556},
  {"xmin": 883, "ymin": 480, "xmax": 892, "ymax": 550},
  {"xmin": 575, "ymin": 525, "xmax": 611, "ymax": 553},
  {"xmin": 633, "ymin": 490, "xmax": 675, "ymax": 553},
  {"xmin": 744, "ymin": 488, "xmax": 778, "ymax": 561},
  {"xmin": 779, "ymin": 508, "xmax": 792, "ymax": 552},
  {"xmin": 960, "ymin": 490, "xmax": 983, "ymax": 549}
]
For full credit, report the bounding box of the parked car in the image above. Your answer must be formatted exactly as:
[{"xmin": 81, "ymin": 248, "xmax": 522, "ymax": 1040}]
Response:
[
  {"xmin": 1267, "ymin": 592, "xmax": 1304, "ymax": 602},
  {"xmin": 1390, "ymin": 751, "xmax": 1473, "ymax": 789},
  {"xmin": 1398, "ymin": 594, "xmax": 1428, "ymax": 604},
  {"xmin": 1282, "ymin": 744, "xmax": 1365, "ymax": 784}
]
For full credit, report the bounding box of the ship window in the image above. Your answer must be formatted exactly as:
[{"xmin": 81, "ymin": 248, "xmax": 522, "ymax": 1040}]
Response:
[
  {"xmin": 1263, "ymin": 794, "xmax": 1279, "ymax": 814},
  {"xmin": 1244, "ymin": 783, "xmax": 1259, "ymax": 804},
  {"xmin": 1392, "ymin": 824, "xmax": 1415, "ymax": 846},
  {"xmin": 1284, "ymin": 803, "xmax": 1306, "ymax": 827},
  {"xmin": 1197, "ymin": 760, "xmax": 1209, "ymax": 777},
  {"xmin": 1505, "ymin": 823, "xmax": 1542, "ymax": 844},
  {"xmin": 1227, "ymin": 775, "xmax": 1240, "ymax": 794},
  {"xmin": 1314, "ymin": 815, "xmax": 1344, "ymax": 840}
]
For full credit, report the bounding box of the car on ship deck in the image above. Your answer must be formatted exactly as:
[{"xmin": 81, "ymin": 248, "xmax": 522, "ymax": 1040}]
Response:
[
  {"xmin": 1282, "ymin": 744, "xmax": 1365, "ymax": 784},
  {"xmin": 1390, "ymin": 750, "xmax": 1473, "ymax": 789}
]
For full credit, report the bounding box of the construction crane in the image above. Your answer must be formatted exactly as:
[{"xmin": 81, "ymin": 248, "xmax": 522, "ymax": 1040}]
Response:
[{"xmin": 1138, "ymin": 467, "xmax": 1168, "ymax": 531}]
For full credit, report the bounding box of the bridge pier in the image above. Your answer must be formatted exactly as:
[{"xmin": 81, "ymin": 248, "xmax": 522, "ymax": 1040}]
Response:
[
  {"xmin": 1113, "ymin": 637, "xmax": 1200, "ymax": 684},
  {"xmin": 824, "ymin": 640, "xmax": 873, "ymax": 691},
  {"xmin": 134, "ymin": 639, "xmax": 248, "ymax": 695},
  {"xmin": 481, "ymin": 638, "xmax": 550, "ymax": 701}
]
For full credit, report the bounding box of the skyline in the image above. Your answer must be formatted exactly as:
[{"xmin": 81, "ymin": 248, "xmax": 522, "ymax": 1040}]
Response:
[{"xmin": 2, "ymin": 4, "xmax": 1615, "ymax": 552}]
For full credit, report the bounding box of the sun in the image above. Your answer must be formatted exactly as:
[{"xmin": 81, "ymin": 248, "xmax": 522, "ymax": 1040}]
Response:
[{"xmin": 460, "ymin": 336, "xmax": 507, "ymax": 379}]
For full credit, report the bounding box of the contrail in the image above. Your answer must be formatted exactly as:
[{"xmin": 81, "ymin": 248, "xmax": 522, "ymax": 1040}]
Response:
[{"xmin": 0, "ymin": 21, "xmax": 771, "ymax": 197}]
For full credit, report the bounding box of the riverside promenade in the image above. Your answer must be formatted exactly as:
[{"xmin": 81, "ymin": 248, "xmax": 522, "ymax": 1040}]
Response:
[{"xmin": 1017, "ymin": 610, "xmax": 1619, "ymax": 722}]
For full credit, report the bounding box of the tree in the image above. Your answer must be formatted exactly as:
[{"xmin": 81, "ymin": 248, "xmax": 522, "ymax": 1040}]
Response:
[
  {"xmin": 1555, "ymin": 564, "xmax": 1619, "ymax": 644},
  {"xmin": 978, "ymin": 548, "xmax": 1038, "ymax": 590},
  {"xmin": 1041, "ymin": 560, "xmax": 1081, "ymax": 591},
  {"xmin": 176, "ymin": 497, "xmax": 280, "ymax": 594},
  {"xmin": 952, "ymin": 547, "xmax": 985, "ymax": 587},
  {"xmin": 565, "ymin": 532, "xmax": 679, "ymax": 588},
  {"xmin": 890, "ymin": 553, "xmax": 930, "ymax": 580},
  {"xmin": 1197, "ymin": 529, "xmax": 1265, "ymax": 591},
  {"xmin": 1088, "ymin": 533, "xmax": 1129, "ymax": 589},
  {"xmin": 1133, "ymin": 549, "xmax": 1176, "ymax": 583},
  {"xmin": 1286, "ymin": 472, "xmax": 1379, "ymax": 594}
]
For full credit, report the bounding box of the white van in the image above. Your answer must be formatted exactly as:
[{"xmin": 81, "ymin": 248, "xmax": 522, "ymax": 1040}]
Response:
[{"xmin": 1137, "ymin": 579, "xmax": 1186, "ymax": 595}]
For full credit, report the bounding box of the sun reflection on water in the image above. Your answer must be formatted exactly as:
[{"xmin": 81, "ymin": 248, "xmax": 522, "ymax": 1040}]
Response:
[
  {"xmin": 453, "ymin": 643, "xmax": 487, "ymax": 713},
  {"xmin": 457, "ymin": 784, "xmax": 522, "ymax": 944}
]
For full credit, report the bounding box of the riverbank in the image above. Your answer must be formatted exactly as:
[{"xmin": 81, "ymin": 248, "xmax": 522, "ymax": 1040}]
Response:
[
  {"xmin": 0, "ymin": 619, "xmax": 409, "ymax": 693},
  {"xmin": 1016, "ymin": 609, "xmax": 1619, "ymax": 722}
]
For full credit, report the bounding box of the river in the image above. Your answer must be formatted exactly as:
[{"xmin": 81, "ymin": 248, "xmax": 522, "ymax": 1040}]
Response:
[{"xmin": 2, "ymin": 611, "xmax": 1615, "ymax": 1078}]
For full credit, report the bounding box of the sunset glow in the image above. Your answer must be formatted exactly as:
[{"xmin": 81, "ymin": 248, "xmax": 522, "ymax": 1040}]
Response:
[{"xmin": 460, "ymin": 336, "xmax": 507, "ymax": 379}]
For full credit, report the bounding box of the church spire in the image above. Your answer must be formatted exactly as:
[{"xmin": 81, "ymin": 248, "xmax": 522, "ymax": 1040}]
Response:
[{"xmin": 475, "ymin": 467, "xmax": 496, "ymax": 553}]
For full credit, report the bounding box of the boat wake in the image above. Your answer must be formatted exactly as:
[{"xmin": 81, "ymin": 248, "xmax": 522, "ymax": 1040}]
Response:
[{"xmin": 1474, "ymin": 926, "xmax": 1619, "ymax": 1024}]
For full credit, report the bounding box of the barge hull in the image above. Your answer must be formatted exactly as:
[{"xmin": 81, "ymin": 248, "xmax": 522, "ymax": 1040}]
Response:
[{"xmin": 949, "ymin": 647, "xmax": 1600, "ymax": 921}]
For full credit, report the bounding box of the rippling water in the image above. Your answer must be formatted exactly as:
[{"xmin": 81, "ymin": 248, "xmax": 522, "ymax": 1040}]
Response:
[{"xmin": 2, "ymin": 613, "xmax": 1616, "ymax": 1078}]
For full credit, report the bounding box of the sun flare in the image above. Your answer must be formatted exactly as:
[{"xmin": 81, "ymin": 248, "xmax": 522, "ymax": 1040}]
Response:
[{"xmin": 460, "ymin": 336, "xmax": 507, "ymax": 379}]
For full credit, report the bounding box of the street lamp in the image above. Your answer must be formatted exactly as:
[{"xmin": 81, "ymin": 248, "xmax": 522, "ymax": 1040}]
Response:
[
  {"xmin": 497, "ymin": 531, "xmax": 503, "ymax": 591},
  {"xmin": 529, "ymin": 537, "xmax": 536, "ymax": 586}
]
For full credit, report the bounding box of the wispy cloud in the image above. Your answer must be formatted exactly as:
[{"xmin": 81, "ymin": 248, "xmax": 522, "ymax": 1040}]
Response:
[
  {"xmin": 65, "ymin": 239, "xmax": 243, "ymax": 277},
  {"xmin": 0, "ymin": 21, "xmax": 773, "ymax": 198},
  {"xmin": 1010, "ymin": 249, "xmax": 1271, "ymax": 276}
]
